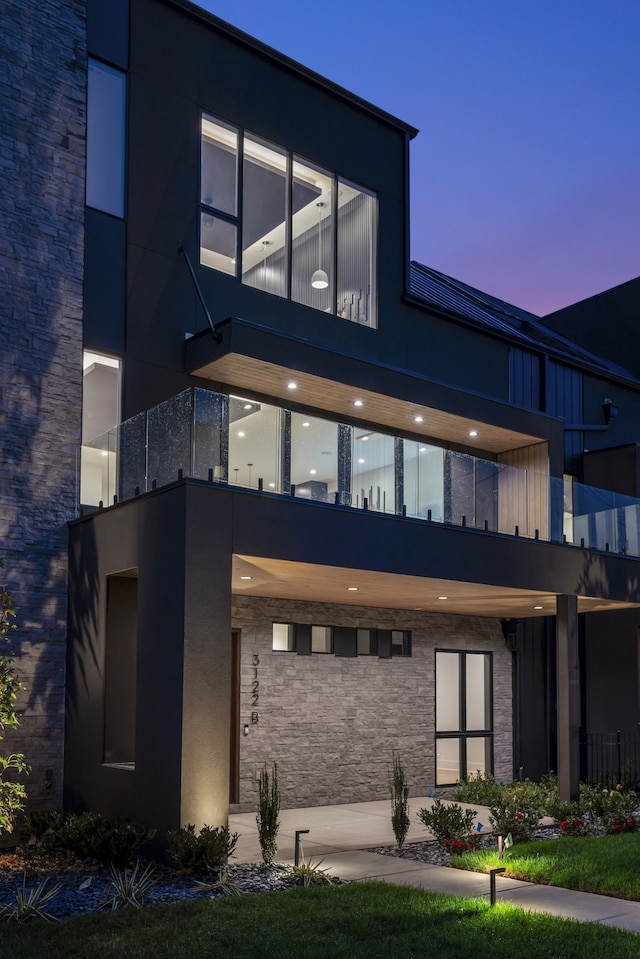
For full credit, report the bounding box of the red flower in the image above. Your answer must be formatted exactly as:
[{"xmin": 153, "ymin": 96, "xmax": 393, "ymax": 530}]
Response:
[
  {"xmin": 516, "ymin": 812, "xmax": 524, "ymax": 820},
  {"xmin": 615, "ymin": 824, "xmax": 624, "ymax": 832},
  {"xmin": 560, "ymin": 821, "xmax": 567, "ymax": 829}
]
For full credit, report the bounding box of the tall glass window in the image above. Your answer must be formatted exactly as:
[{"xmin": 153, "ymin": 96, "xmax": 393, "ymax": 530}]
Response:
[
  {"xmin": 80, "ymin": 351, "xmax": 121, "ymax": 507},
  {"xmin": 290, "ymin": 413, "xmax": 338, "ymax": 503},
  {"xmin": 435, "ymin": 650, "xmax": 493, "ymax": 786},
  {"xmin": 199, "ymin": 114, "xmax": 377, "ymax": 326},
  {"xmin": 337, "ymin": 179, "xmax": 377, "ymax": 327},
  {"xmin": 228, "ymin": 397, "xmax": 280, "ymax": 490},
  {"xmin": 86, "ymin": 59, "xmax": 126, "ymax": 217},
  {"xmin": 351, "ymin": 428, "xmax": 395, "ymax": 512},
  {"xmin": 200, "ymin": 115, "xmax": 239, "ymax": 276},
  {"xmin": 291, "ymin": 159, "xmax": 334, "ymax": 312},
  {"xmin": 242, "ymin": 135, "xmax": 288, "ymax": 297},
  {"xmin": 403, "ymin": 441, "xmax": 444, "ymax": 520}
]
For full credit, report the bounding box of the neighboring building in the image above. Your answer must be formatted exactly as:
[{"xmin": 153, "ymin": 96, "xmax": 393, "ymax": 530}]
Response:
[{"xmin": 2, "ymin": 0, "xmax": 640, "ymax": 835}]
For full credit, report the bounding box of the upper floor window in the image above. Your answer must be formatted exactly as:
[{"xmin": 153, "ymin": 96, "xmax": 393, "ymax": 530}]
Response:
[
  {"xmin": 86, "ymin": 59, "xmax": 126, "ymax": 217},
  {"xmin": 200, "ymin": 114, "xmax": 377, "ymax": 328}
]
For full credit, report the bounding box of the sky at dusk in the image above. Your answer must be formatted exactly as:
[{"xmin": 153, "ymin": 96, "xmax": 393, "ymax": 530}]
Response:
[{"xmin": 195, "ymin": 0, "xmax": 639, "ymax": 317}]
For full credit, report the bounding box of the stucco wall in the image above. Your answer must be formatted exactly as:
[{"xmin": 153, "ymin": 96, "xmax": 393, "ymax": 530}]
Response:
[
  {"xmin": 0, "ymin": 0, "xmax": 86, "ymax": 809},
  {"xmin": 231, "ymin": 597, "xmax": 512, "ymax": 811}
]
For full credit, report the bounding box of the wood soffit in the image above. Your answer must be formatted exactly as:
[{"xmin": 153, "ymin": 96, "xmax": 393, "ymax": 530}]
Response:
[
  {"xmin": 195, "ymin": 354, "xmax": 544, "ymax": 455},
  {"xmin": 232, "ymin": 555, "xmax": 639, "ymax": 620}
]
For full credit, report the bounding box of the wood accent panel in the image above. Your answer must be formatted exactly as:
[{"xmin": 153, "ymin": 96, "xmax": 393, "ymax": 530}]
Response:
[
  {"xmin": 498, "ymin": 443, "xmax": 549, "ymax": 539},
  {"xmin": 196, "ymin": 353, "xmax": 544, "ymax": 454}
]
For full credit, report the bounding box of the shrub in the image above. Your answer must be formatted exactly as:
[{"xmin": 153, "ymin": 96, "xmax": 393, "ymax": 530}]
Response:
[
  {"xmin": 417, "ymin": 799, "xmax": 478, "ymax": 853},
  {"xmin": 256, "ymin": 763, "xmax": 280, "ymax": 865},
  {"xmin": 389, "ymin": 752, "xmax": 410, "ymax": 849},
  {"xmin": 560, "ymin": 816, "xmax": 590, "ymax": 837},
  {"xmin": 0, "ymin": 573, "xmax": 28, "ymax": 836},
  {"xmin": 488, "ymin": 780, "xmax": 545, "ymax": 844},
  {"xmin": 580, "ymin": 783, "xmax": 638, "ymax": 834},
  {"xmin": 167, "ymin": 823, "xmax": 239, "ymax": 875},
  {"xmin": 20, "ymin": 811, "xmax": 155, "ymax": 867},
  {"xmin": 453, "ymin": 772, "xmax": 505, "ymax": 808}
]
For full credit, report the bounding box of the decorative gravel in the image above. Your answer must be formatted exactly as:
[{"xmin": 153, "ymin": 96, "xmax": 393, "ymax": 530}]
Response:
[
  {"xmin": 0, "ymin": 855, "xmax": 331, "ymax": 922},
  {"xmin": 366, "ymin": 825, "xmax": 562, "ymax": 866}
]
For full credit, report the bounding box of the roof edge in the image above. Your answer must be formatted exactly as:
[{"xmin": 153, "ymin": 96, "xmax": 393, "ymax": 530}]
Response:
[{"xmin": 164, "ymin": 0, "xmax": 420, "ymax": 139}]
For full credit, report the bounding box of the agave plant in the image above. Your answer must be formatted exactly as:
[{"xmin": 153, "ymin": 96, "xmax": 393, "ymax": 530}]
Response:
[
  {"xmin": 0, "ymin": 874, "xmax": 61, "ymax": 923},
  {"xmin": 281, "ymin": 857, "xmax": 333, "ymax": 888},
  {"xmin": 99, "ymin": 859, "xmax": 157, "ymax": 911}
]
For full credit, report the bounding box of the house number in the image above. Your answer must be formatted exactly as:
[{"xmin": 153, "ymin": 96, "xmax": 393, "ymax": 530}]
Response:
[{"xmin": 251, "ymin": 654, "xmax": 260, "ymax": 722}]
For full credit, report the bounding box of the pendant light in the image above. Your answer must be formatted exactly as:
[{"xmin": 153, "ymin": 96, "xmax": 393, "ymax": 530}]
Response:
[{"xmin": 311, "ymin": 201, "xmax": 329, "ymax": 290}]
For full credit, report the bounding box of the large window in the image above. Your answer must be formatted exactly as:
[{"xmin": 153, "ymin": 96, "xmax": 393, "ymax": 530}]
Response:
[
  {"xmin": 80, "ymin": 351, "xmax": 121, "ymax": 507},
  {"xmin": 200, "ymin": 114, "xmax": 378, "ymax": 327},
  {"xmin": 435, "ymin": 651, "xmax": 492, "ymax": 786},
  {"xmin": 86, "ymin": 59, "xmax": 126, "ymax": 217}
]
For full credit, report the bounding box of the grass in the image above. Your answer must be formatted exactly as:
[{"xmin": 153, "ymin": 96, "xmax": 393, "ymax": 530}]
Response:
[
  {"xmin": 1, "ymin": 882, "xmax": 640, "ymax": 958},
  {"xmin": 452, "ymin": 832, "xmax": 640, "ymax": 900}
]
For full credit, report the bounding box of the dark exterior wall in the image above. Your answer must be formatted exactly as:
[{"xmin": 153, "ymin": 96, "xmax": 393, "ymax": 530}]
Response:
[
  {"xmin": 582, "ymin": 609, "xmax": 639, "ymax": 735},
  {"xmin": 66, "ymin": 485, "xmax": 232, "ymax": 832},
  {"xmin": 121, "ymin": 0, "xmax": 512, "ymax": 419},
  {"xmin": 545, "ymin": 277, "xmax": 640, "ymax": 381},
  {"xmin": 0, "ymin": 0, "xmax": 86, "ymax": 809}
]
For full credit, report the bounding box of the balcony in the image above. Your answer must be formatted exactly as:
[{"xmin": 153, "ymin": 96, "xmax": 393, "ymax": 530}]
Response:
[{"xmin": 79, "ymin": 387, "xmax": 640, "ymax": 557}]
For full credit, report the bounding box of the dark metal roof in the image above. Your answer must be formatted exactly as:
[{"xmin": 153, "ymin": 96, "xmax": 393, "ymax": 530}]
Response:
[{"xmin": 408, "ymin": 261, "xmax": 639, "ymax": 384}]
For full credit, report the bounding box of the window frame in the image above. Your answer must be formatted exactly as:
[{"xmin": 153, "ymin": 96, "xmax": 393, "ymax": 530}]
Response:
[
  {"xmin": 435, "ymin": 649, "xmax": 493, "ymax": 786},
  {"xmin": 199, "ymin": 111, "xmax": 378, "ymax": 327}
]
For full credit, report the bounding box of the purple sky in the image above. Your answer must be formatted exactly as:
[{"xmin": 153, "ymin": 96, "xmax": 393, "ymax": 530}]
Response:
[{"xmin": 196, "ymin": 0, "xmax": 639, "ymax": 316}]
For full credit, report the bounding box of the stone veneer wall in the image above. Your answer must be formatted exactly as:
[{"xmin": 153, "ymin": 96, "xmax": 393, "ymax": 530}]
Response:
[
  {"xmin": 231, "ymin": 596, "xmax": 512, "ymax": 811},
  {"xmin": 0, "ymin": 2, "xmax": 86, "ymax": 810}
]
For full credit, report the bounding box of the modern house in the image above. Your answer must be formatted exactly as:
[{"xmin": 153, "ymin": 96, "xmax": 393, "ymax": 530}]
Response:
[{"xmin": 2, "ymin": 0, "xmax": 640, "ymax": 837}]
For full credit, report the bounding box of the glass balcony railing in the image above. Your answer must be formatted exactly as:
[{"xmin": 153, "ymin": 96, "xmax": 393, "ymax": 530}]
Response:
[{"xmin": 79, "ymin": 387, "xmax": 640, "ymax": 558}]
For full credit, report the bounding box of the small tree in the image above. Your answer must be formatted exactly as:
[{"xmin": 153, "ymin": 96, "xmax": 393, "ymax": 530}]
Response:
[
  {"xmin": 256, "ymin": 763, "xmax": 280, "ymax": 865},
  {"xmin": 389, "ymin": 752, "xmax": 410, "ymax": 848},
  {"xmin": 0, "ymin": 567, "xmax": 28, "ymax": 834}
]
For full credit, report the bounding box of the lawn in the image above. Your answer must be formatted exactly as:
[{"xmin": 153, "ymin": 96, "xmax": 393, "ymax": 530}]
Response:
[
  {"xmin": 1, "ymin": 882, "xmax": 640, "ymax": 959},
  {"xmin": 452, "ymin": 832, "xmax": 640, "ymax": 900}
]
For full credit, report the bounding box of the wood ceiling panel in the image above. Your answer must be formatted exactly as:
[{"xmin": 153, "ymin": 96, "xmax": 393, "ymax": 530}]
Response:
[
  {"xmin": 232, "ymin": 555, "xmax": 638, "ymax": 619},
  {"xmin": 197, "ymin": 354, "xmax": 543, "ymax": 454}
]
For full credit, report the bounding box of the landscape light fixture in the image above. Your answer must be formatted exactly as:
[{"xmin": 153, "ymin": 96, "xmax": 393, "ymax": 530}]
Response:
[{"xmin": 311, "ymin": 202, "xmax": 329, "ymax": 289}]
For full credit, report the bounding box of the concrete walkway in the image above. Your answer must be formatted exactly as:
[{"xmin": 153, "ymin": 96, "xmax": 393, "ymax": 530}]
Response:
[{"xmin": 230, "ymin": 797, "xmax": 640, "ymax": 935}]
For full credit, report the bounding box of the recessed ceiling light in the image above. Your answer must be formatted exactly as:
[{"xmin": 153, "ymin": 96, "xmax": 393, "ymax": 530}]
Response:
[
  {"xmin": 240, "ymin": 576, "xmax": 252, "ymax": 581},
  {"xmin": 268, "ymin": 482, "xmax": 275, "ymax": 488},
  {"xmin": 243, "ymin": 403, "xmax": 252, "ymax": 410},
  {"xmin": 361, "ymin": 435, "xmax": 369, "ymax": 441},
  {"xmin": 358, "ymin": 458, "xmax": 365, "ymax": 464},
  {"xmin": 237, "ymin": 431, "xmax": 245, "ymax": 438},
  {"xmin": 310, "ymin": 469, "xmax": 317, "ymax": 475},
  {"xmin": 437, "ymin": 595, "xmax": 448, "ymax": 600},
  {"xmin": 354, "ymin": 399, "xmax": 363, "ymax": 407},
  {"xmin": 287, "ymin": 381, "xmax": 297, "ymax": 390},
  {"xmin": 419, "ymin": 447, "xmax": 426, "ymax": 453},
  {"xmin": 302, "ymin": 421, "xmax": 310, "ymax": 428},
  {"xmin": 533, "ymin": 605, "xmax": 543, "ymax": 610},
  {"xmin": 101, "ymin": 450, "xmax": 109, "ymax": 457},
  {"xmin": 414, "ymin": 415, "xmax": 424, "ymax": 423},
  {"xmin": 468, "ymin": 430, "xmax": 478, "ymax": 437},
  {"xmin": 347, "ymin": 586, "xmax": 359, "ymax": 591}
]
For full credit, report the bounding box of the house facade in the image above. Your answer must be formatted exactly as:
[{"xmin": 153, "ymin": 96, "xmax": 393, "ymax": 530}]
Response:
[{"xmin": 2, "ymin": 0, "xmax": 640, "ymax": 835}]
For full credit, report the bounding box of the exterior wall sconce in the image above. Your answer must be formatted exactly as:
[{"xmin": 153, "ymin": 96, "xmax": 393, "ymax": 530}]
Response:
[
  {"xmin": 602, "ymin": 397, "xmax": 619, "ymax": 424},
  {"xmin": 243, "ymin": 724, "xmax": 249, "ymax": 736}
]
